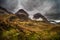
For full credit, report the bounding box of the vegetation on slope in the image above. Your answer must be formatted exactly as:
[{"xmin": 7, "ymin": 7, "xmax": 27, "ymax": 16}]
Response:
[{"xmin": 0, "ymin": 8, "xmax": 60, "ymax": 40}]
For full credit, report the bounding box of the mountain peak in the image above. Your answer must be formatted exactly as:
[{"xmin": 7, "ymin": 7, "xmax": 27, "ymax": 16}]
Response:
[{"xmin": 15, "ymin": 9, "xmax": 29, "ymax": 21}]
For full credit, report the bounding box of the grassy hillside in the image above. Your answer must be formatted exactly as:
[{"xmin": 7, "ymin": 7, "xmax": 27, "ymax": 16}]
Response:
[{"xmin": 0, "ymin": 9, "xmax": 60, "ymax": 40}]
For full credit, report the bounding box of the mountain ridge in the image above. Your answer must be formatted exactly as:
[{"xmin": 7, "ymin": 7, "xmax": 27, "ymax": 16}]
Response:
[{"xmin": 0, "ymin": 8, "xmax": 60, "ymax": 40}]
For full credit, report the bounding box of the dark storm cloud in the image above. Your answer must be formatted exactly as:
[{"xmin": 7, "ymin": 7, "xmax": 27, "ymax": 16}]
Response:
[
  {"xmin": 0, "ymin": 0, "xmax": 5, "ymax": 4},
  {"xmin": 45, "ymin": 0, "xmax": 60, "ymax": 20},
  {"xmin": 21, "ymin": 0, "xmax": 60, "ymax": 20},
  {"xmin": 21, "ymin": 0, "xmax": 44, "ymax": 11},
  {"xmin": 0, "ymin": 0, "xmax": 19, "ymax": 13},
  {"xmin": 0, "ymin": 0, "xmax": 60, "ymax": 21}
]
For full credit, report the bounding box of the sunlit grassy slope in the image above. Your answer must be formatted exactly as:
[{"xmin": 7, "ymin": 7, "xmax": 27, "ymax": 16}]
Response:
[{"xmin": 0, "ymin": 10, "xmax": 60, "ymax": 40}]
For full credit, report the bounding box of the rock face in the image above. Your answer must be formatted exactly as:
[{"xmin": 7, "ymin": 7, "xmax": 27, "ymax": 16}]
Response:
[
  {"xmin": 15, "ymin": 9, "xmax": 29, "ymax": 21},
  {"xmin": 0, "ymin": 7, "xmax": 12, "ymax": 15},
  {"xmin": 33, "ymin": 13, "xmax": 49, "ymax": 22}
]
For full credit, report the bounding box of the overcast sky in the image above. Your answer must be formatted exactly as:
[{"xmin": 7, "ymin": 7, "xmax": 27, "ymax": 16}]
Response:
[
  {"xmin": 0, "ymin": 0, "xmax": 60, "ymax": 21},
  {"xmin": 20, "ymin": 0, "xmax": 60, "ymax": 20}
]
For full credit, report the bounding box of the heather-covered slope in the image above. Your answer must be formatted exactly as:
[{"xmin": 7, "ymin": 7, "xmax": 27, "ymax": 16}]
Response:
[{"xmin": 0, "ymin": 9, "xmax": 60, "ymax": 40}]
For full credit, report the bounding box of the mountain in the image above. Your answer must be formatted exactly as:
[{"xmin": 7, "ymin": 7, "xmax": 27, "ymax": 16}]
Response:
[
  {"xmin": 15, "ymin": 9, "xmax": 29, "ymax": 21},
  {"xmin": 0, "ymin": 7, "xmax": 12, "ymax": 15},
  {"xmin": 0, "ymin": 8, "xmax": 60, "ymax": 40},
  {"xmin": 33, "ymin": 13, "xmax": 49, "ymax": 23}
]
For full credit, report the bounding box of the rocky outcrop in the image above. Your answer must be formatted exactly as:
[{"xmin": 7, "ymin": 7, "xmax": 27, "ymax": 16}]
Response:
[
  {"xmin": 33, "ymin": 13, "xmax": 49, "ymax": 22},
  {"xmin": 15, "ymin": 9, "xmax": 29, "ymax": 21}
]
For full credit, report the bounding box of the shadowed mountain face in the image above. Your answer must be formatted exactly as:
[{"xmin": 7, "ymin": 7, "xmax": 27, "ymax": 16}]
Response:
[
  {"xmin": 33, "ymin": 13, "xmax": 49, "ymax": 22},
  {"xmin": 33, "ymin": 13, "xmax": 44, "ymax": 19},
  {"xmin": 0, "ymin": 7, "xmax": 12, "ymax": 15},
  {"xmin": 15, "ymin": 9, "xmax": 29, "ymax": 21}
]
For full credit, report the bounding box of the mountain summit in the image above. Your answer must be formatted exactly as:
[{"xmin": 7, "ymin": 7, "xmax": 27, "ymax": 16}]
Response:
[
  {"xmin": 0, "ymin": 7, "xmax": 60, "ymax": 40},
  {"xmin": 15, "ymin": 9, "xmax": 29, "ymax": 21}
]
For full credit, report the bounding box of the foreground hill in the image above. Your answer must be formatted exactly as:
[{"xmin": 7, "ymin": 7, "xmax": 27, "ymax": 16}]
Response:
[{"xmin": 0, "ymin": 8, "xmax": 60, "ymax": 40}]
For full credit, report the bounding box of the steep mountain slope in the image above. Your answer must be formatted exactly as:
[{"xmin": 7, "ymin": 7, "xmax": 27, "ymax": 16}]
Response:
[{"xmin": 0, "ymin": 8, "xmax": 60, "ymax": 40}]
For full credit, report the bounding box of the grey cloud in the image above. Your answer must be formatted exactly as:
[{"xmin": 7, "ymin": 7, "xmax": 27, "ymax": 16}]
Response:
[
  {"xmin": 0, "ymin": 0, "xmax": 19, "ymax": 13},
  {"xmin": 0, "ymin": 0, "xmax": 60, "ymax": 21}
]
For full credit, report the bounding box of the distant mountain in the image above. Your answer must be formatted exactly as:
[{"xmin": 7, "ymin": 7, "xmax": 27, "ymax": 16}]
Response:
[
  {"xmin": 0, "ymin": 8, "xmax": 60, "ymax": 40},
  {"xmin": 15, "ymin": 9, "xmax": 29, "ymax": 21},
  {"xmin": 0, "ymin": 7, "xmax": 12, "ymax": 15},
  {"xmin": 33, "ymin": 13, "xmax": 49, "ymax": 23}
]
